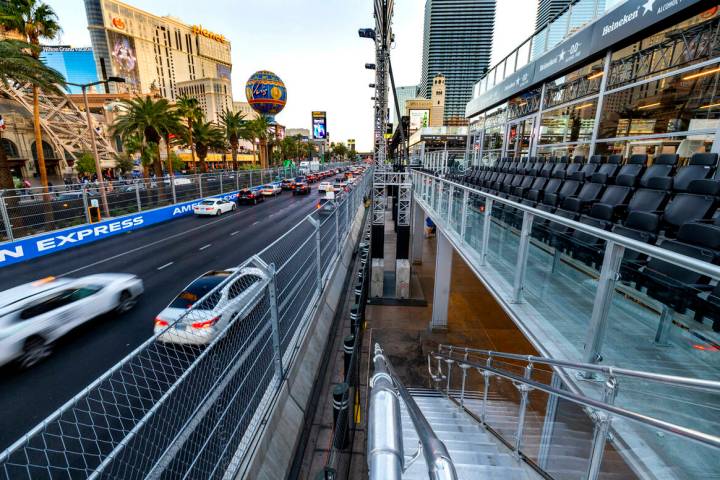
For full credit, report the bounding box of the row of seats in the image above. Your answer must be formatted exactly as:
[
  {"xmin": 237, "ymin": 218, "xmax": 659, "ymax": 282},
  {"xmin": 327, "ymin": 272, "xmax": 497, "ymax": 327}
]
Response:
[{"xmin": 446, "ymin": 153, "xmax": 720, "ymax": 333}]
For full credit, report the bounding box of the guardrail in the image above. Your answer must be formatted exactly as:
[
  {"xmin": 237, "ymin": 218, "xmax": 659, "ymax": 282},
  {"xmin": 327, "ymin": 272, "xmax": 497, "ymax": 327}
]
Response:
[{"xmin": 0, "ymin": 167, "xmax": 372, "ymax": 480}]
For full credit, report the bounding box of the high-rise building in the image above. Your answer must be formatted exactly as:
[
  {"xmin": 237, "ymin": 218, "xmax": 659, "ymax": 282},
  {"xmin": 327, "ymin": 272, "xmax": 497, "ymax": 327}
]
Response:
[
  {"xmin": 176, "ymin": 77, "xmax": 232, "ymax": 123},
  {"xmin": 535, "ymin": 0, "xmax": 571, "ymax": 30},
  {"xmin": 429, "ymin": 74, "xmax": 446, "ymax": 127},
  {"xmin": 233, "ymin": 101, "xmax": 259, "ymax": 121},
  {"xmin": 419, "ymin": 0, "xmax": 496, "ymax": 125},
  {"xmin": 391, "ymin": 85, "xmax": 418, "ymax": 125},
  {"xmin": 532, "ymin": 0, "xmax": 605, "ymax": 60},
  {"xmin": 83, "ymin": 0, "xmax": 232, "ymax": 100},
  {"xmin": 40, "ymin": 46, "xmax": 99, "ymax": 94}
]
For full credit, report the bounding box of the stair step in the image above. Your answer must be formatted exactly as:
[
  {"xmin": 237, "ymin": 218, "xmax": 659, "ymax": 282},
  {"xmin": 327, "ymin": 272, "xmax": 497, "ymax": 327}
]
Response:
[{"xmin": 403, "ymin": 461, "xmax": 526, "ymax": 480}]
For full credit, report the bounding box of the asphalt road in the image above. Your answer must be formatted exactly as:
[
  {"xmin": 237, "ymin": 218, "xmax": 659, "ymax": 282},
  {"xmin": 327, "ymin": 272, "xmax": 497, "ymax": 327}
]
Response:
[{"xmin": 0, "ymin": 189, "xmax": 321, "ymax": 452}]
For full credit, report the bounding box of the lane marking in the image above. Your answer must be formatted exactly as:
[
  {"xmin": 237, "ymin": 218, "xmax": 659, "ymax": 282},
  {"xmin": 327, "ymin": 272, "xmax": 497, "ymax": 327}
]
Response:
[
  {"xmin": 230, "ymin": 231, "xmax": 240, "ymax": 236},
  {"xmin": 56, "ymin": 189, "xmax": 323, "ymax": 277},
  {"xmin": 199, "ymin": 244, "xmax": 212, "ymax": 251},
  {"xmin": 251, "ymin": 221, "xmax": 260, "ymax": 226},
  {"xmin": 157, "ymin": 262, "xmax": 174, "ymax": 270}
]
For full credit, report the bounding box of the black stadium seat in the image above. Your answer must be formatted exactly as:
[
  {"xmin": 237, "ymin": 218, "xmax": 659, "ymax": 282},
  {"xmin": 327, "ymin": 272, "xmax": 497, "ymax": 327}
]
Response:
[
  {"xmin": 672, "ymin": 152, "xmax": 717, "ymax": 192},
  {"xmin": 640, "ymin": 153, "xmax": 678, "ymax": 188}
]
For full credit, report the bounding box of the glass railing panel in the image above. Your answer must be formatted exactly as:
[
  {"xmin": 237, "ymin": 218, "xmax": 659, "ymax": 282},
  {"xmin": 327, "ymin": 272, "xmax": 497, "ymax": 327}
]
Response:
[
  {"xmin": 485, "ymin": 207, "xmax": 518, "ymax": 284},
  {"xmin": 464, "ymin": 192, "xmax": 485, "ymax": 252},
  {"xmin": 447, "ymin": 187, "xmax": 464, "ymax": 236},
  {"xmin": 438, "ymin": 185, "xmax": 449, "ymax": 219},
  {"xmin": 521, "ymin": 219, "xmax": 600, "ymax": 359},
  {"xmin": 483, "ymin": 366, "xmax": 522, "ymax": 443}
]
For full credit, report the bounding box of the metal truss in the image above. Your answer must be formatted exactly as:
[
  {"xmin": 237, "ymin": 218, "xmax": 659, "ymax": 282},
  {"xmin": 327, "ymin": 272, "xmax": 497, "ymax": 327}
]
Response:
[
  {"xmin": 0, "ymin": 82, "xmax": 118, "ymax": 169},
  {"xmin": 396, "ymin": 183, "xmax": 411, "ymax": 227},
  {"xmin": 608, "ymin": 17, "xmax": 720, "ymax": 89},
  {"xmin": 544, "ymin": 74, "xmax": 601, "ymax": 109}
]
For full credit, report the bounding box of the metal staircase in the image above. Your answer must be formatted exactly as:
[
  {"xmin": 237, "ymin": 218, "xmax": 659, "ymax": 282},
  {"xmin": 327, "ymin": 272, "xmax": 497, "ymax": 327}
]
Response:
[
  {"xmin": 401, "ymin": 388, "xmax": 528, "ymax": 480},
  {"xmin": 0, "ymin": 82, "xmax": 117, "ymax": 168}
]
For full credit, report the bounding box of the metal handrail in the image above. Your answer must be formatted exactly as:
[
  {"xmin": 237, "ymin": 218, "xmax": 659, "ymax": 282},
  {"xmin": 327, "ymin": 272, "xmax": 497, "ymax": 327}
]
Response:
[
  {"xmin": 431, "ymin": 350, "xmax": 720, "ymax": 451},
  {"xmin": 413, "ymin": 169, "xmax": 720, "ymax": 281},
  {"xmin": 437, "ymin": 344, "xmax": 720, "ymax": 393},
  {"xmin": 369, "ymin": 344, "xmax": 458, "ymax": 480}
]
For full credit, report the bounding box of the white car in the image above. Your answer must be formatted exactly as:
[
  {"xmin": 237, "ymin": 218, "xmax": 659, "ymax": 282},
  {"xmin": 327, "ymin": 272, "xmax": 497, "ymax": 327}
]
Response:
[
  {"xmin": 193, "ymin": 198, "xmax": 236, "ymax": 216},
  {"xmin": 318, "ymin": 182, "xmax": 333, "ymax": 193},
  {"xmin": 260, "ymin": 184, "xmax": 282, "ymax": 196},
  {"xmin": 0, "ymin": 274, "xmax": 144, "ymax": 368},
  {"xmin": 154, "ymin": 267, "xmax": 267, "ymax": 345}
]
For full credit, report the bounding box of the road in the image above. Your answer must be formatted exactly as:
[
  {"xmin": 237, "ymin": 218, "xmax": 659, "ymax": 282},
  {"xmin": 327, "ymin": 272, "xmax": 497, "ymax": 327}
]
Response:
[{"xmin": 0, "ymin": 189, "xmax": 321, "ymax": 452}]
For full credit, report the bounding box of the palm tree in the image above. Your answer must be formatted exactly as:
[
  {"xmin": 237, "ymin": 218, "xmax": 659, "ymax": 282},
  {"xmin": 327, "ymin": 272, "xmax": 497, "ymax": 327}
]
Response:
[
  {"xmin": 0, "ymin": 39, "xmax": 64, "ymax": 190},
  {"xmin": 219, "ymin": 110, "xmax": 246, "ymax": 171},
  {"xmin": 112, "ymin": 96, "xmax": 177, "ymax": 180},
  {"xmin": 188, "ymin": 121, "xmax": 224, "ymax": 173},
  {"xmin": 247, "ymin": 116, "xmax": 272, "ymax": 169},
  {"xmin": 159, "ymin": 111, "xmax": 182, "ymax": 177},
  {"xmin": 0, "ymin": 0, "xmax": 61, "ymax": 193},
  {"xmin": 176, "ymin": 96, "xmax": 203, "ymax": 173},
  {"xmin": 239, "ymin": 119, "xmax": 258, "ymax": 165}
]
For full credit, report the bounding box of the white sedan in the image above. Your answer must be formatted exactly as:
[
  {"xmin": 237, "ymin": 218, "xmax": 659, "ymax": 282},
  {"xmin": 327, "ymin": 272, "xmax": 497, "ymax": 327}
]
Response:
[
  {"xmin": 260, "ymin": 184, "xmax": 282, "ymax": 196},
  {"xmin": 193, "ymin": 198, "xmax": 236, "ymax": 216},
  {"xmin": 154, "ymin": 267, "xmax": 267, "ymax": 345},
  {"xmin": 0, "ymin": 274, "xmax": 144, "ymax": 368},
  {"xmin": 318, "ymin": 182, "xmax": 333, "ymax": 193}
]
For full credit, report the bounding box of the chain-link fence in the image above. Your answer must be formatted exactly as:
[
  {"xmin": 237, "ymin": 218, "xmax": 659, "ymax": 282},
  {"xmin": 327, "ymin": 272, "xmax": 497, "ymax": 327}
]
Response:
[
  {"xmin": 0, "ymin": 163, "xmax": 350, "ymax": 242},
  {"xmin": 0, "ymin": 167, "xmax": 372, "ymax": 480}
]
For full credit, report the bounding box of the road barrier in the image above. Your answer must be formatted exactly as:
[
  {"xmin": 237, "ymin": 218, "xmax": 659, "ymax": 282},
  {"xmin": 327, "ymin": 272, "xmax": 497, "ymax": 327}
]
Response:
[
  {"xmin": 0, "ymin": 164, "xmax": 348, "ymax": 268},
  {"xmin": 0, "ymin": 167, "xmax": 372, "ymax": 480}
]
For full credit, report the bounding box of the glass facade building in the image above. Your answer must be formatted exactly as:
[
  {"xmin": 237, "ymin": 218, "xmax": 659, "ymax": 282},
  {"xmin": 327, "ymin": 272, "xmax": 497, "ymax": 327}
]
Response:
[
  {"xmin": 40, "ymin": 47, "xmax": 99, "ymax": 94},
  {"xmin": 467, "ymin": 1, "xmax": 720, "ymax": 166},
  {"xmin": 420, "ymin": 0, "xmax": 496, "ymax": 125}
]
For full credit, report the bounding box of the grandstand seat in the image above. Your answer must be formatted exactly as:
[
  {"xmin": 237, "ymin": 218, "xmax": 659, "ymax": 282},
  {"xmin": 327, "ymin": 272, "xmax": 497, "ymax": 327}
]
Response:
[
  {"xmin": 639, "ymin": 154, "xmax": 678, "ymax": 188},
  {"xmin": 594, "ymin": 155, "xmax": 621, "ymax": 184},
  {"xmin": 565, "ymin": 204, "xmax": 615, "ymax": 267},
  {"xmin": 614, "ymin": 154, "xmax": 647, "ymax": 186},
  {"xmin": 612, "ymin": 211, "xmax": 660, "ymax": 285},
  {"xmin": 661, "ymin": 180, "xmax": 719, "ymax": 236},
  {"xmin": 692, "ymin": 283, "xmax": 720, "ymax": 332},
  {"xmin": 671, "ymin": 152, "xmax": 717, "ymax": 192},
  {"xmin": 526, "ymin": 177, "xmax": 562, "ymax": 204},
  {"xmin": 539, "ymin": 158, "xmax": 556, "ymax": 178},
  {"xmin": 571, "ymin": 155, "xmax": 603, "ymax": 181},
  {"xmin": 590, "ymin": 174, "xmax": 634, "ymax": 218},
  {"xmin": 562, "ymin": 174, "xmax": 605, "ymax": 213},
  {"xmin": 543, "ymin": 178, "xmax": 581, "ymax": 207}
]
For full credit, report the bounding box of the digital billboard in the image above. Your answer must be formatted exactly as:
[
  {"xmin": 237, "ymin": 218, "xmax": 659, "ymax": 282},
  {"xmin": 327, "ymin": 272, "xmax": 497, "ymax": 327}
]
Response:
[
  {"xmin": 409, "ymin": 109, "xmax": 429, "ymax": 131},
  {"xmin": 107, "ymin": 31, "xmax": 140, "ymax": 92},
  {"xmin": 312, "ymin": 111, "xmax": 327, "ymax": 140}
]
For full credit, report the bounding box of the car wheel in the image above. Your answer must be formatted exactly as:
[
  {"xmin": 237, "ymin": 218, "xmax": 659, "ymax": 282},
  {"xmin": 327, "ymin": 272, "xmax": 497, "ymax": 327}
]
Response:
[
  {"xmin": 19, "ymin": 337, "xmax": 53, "ymax": 369},
  {"xmin": 217, "ymin": 209, "xmax": 222, "ymax": 216},
  {"xmin": 232, "ymin": 204, "xmax": 237, "ymax": 211},
  {"xmin": 115, "ymin": 290, "xmax": 137, "ymax": 313},
  {"xmin": 253, "ymin": 198, "xmax": 258, "ymax": 205}
]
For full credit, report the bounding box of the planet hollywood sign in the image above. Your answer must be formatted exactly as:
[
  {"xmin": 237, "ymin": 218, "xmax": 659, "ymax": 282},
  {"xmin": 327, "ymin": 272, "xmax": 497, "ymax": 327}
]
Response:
[{"xmin": 191, "ymin": 25, "xmax": 227, "ymax": 44}]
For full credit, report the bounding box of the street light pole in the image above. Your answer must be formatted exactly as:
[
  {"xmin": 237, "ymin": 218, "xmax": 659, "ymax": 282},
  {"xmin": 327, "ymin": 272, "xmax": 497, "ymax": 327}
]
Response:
[{"xmin": 82, "ymin": 84, "xmax": 109, "ymax": 217}]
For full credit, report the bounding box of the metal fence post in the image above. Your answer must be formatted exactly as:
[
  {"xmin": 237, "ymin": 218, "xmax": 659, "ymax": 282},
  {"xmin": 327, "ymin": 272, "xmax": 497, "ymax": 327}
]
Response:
[
  {"xmin": 170, "ymin": 179, "xmax": 177, "ymax": 204},
  {"xmin": 480, "ymin": 198, "xmax": 493, "ymax": 266},
  {"xmin": 249, "ymin": 170, "xmax": 253, "ymax": 187},
  {"xmin": 514, "ymin": 362, "xmax": 534, "ymax": 455},
  {"xmin": 135, "ymin": 182, "xmax": 142, "ymax": 212},
  {"xmin": 447, "ymin": 185, "xmax": 454, "ymax": 222},
  {"xmin": 82, "ymin": 188, "xmax": 91, "ymax": 224},
  {"xmin": 266, "ymin": 262, "xmax": 284, "ymax": 380},
  {"xmin": 309, "ymin": 216, "xmax": 323, "ymax": 288},
  {"xmin": 335, "ymin": 206, "xmax": 340, "ymax": 257},
  {"xmin": 198, "ymin": 175, "xmax": 204, "ymax": 198},
  {"xmin": 0, "ymin": 195, "xmax": 14, "ymax": 241},
  {"xmin": 586, "ymin": 375, "xmax": 618, "ymax": 480},
  {"xmin": 460, "ymin": 189, "xmax": 469, "ymax": 242},
  {"xmin": 511, "ymin": 211, "xmax": 534, "ymax": 303},
  {"xmin": 235, "ymin": 170, "xmax": 240, "ymax": 191},
  {"xmin": 582, "ymin": 241, "xmax": 624, "ymax": 368},
  {"xmin": 219, "ymin": 173, "xmax": 223, "ymax": 194}
]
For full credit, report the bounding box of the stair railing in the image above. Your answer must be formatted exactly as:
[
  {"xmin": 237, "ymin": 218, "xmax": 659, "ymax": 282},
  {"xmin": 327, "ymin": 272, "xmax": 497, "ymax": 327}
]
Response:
[
  {"xmin": 430, "ymin": 348, "xmax": 720, "ymax": 480},
  {"xmin": 369, "ymin": 344, "xmax": 458, "ymax": 480}
]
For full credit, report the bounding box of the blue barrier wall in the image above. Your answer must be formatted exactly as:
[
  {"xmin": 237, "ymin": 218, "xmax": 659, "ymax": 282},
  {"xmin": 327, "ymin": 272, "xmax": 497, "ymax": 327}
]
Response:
[{"xmin": 0, "ymin": 191, "xmax": 240, "ymax": 268}]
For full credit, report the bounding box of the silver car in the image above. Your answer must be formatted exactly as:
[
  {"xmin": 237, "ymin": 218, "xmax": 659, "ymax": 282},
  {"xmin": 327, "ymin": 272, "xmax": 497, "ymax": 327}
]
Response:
[{"xmin": 0, "ymin": 274, "xmax": 144, "ymax": 368}]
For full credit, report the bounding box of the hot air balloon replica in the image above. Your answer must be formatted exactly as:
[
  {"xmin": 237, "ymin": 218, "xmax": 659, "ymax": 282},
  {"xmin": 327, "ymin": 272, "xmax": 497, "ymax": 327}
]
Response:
[{"xmin": 245, "ymin": 70, "xmax": 287, "ymax": 168}]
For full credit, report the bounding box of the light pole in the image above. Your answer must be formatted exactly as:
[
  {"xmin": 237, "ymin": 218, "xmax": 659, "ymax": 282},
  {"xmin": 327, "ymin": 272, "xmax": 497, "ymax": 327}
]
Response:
[{"xmin": 66, "ymin": 77, "xmax": 125, "ymax": 218}]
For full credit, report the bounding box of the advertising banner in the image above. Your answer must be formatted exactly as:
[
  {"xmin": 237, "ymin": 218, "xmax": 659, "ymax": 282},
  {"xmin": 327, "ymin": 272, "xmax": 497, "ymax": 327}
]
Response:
[
  {"xmin": 0, "ymin": 191, "xmax": 241, "ymax": 268},
  {"xmin": 312, "ymin": 111, "xmax": 327, "ymax": 140},
  {"xmin": 107, "ymin": 31, "xmax": 140, "ymax": 91},
  {"xmin": 409, "ymin": 109, "xmax": 429, "ymax": 131}
]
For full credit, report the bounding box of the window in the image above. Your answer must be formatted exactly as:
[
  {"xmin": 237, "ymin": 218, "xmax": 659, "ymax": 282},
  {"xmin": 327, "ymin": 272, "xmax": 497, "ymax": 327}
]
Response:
[
  {"xmin": 170, "ymin": 276, "xmax": 226, "ymax": 309},
  {"xmin": 19, "ymin": 289, "xmax": 81, "ymax": 319},
  {"xmin": 540, "ymin": 99, "xmax": 597, "ymax": 145},
  {"xmin": 228, "ymin": 275, "xmax": 261, "ymax": 299}
]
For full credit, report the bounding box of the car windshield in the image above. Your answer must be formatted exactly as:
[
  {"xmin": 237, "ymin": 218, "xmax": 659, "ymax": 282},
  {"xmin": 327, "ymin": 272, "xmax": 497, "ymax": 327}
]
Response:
[
  {"xmin": 169, "ymin": 276, "xmax": 226, "ymax": 309},
  {"xmin": 199, "ymin": 200, "xmax": 215, "ymax": 205}
]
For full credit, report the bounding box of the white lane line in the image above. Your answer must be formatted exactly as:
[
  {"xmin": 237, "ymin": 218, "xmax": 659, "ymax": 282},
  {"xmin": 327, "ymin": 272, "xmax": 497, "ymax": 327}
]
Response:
[
  {"xmin": 251, "ymin": 221, "xmax": 260, "ymax": 226},
  {"xmin": 230, "ymin": 230, "xmax": 240, "ymax": 236},
  {"xmin": 157, "ymin": 262, "xmax": 174, "ymax": 270},
  {"xmin": 199, "ymin": 244, "xmax": 212, "ymax": 251}
]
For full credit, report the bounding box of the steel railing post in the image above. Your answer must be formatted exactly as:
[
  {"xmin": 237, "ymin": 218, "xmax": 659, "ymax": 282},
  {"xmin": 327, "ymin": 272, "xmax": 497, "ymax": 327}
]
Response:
[
  {"xmin": 480, "ymin": 356, "xmax": 492, "ymax": 424},
  {"xmin": 586, "ymin": 375, "xmax": 618, "ymax": 480},
  {"xmin": 514, "ymin": 362, "xmax": 534, "ymax": 456},
  {"xmin": 135, "ymin": 182, "xmax": 142, "ymax": 212},
  {"xmin": 480, "ymin": 199, "xmax": 493, "ymax": 266},
  {"xmin": 309, "ymin": 216, "xmax": 323, "ymax": 288},
  {"xmin": 0, "ymin": 194, "xmax": 14, "ymax": 241},
  {"xmin": 198, "ymin": 175, "xmax": 204, "ymax": 198},
  {"xmin": 171, "ymin": 179, "xmax": 177, "ymax": 204},
  {"xmin": 447, "ymin": 185, "xmax": 454, "ymax": 225},
  {"xmin": 266, "ymin": 262, "xmax": 284, "ymax": 380},
  {"xmin": 460, "ymin": 189, "xmax": 469, "ymax": 243},
  {"xmin": 582, "ymin": 241, "xmax": 625, "ymax": 369},
  {"xmin": 537, "ymin": 372, "xmax": 561, "ymax": 469},
  {"xmin": 82, "ymin": 188, "xmax": 91, "ymax": 224},
  {"xmin": 218, "ymin": 173, "xmax": 223, "ymax": 194},
  {"xmin": 235, "ymin": 170, "xmax": 240, "ymax": 191},
  {"xmin": 335, "ymin": 205, "xmax": 340, "ymax": 257},
  {"xmin": 511, "ymin": 211, "xmax": 534, "ymax": 303},
  {"xmin": 249, "ymin": 170, "xmax": 253, "ymax": 187}
]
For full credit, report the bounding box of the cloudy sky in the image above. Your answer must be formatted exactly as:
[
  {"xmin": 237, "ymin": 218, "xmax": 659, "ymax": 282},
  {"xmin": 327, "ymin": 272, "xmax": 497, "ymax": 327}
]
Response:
[{"xmin": 45, "ymin": 0, "xmax": 538, "ymax": 151}]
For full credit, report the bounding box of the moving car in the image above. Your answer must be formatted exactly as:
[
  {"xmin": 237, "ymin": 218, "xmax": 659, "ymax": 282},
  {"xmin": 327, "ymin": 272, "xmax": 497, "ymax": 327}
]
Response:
[
  {"xmin": 318, "ymin": 181, "xmax": 333, "ymax": 193},
  {"xmin": 193, "ymin": 198, "xmax": 236, "ymax": 216},
  {"xmin": 238, "ymin": 188, "xmax": 265, "ymax": 205},
  {"xmin": 0, "ymin": 274, "xmax": 143, "ymax": 368},
  {"xmin": 260, "ymin": 184, "xmax": 282, "ymax": 196},
  {"xmin": 293, "ymin": 182, "xmax": 311, "ymax": 195},
  {"xmin": 154, "ymin": 268, "xmax": 266, "ymax": 345},
  {"xmin": 316, "ymin": 197, "xmax": 335, "ymax": 216},
  {"xmin": 306, "ymin": 174, "xmax": 317, "ymax": 183},
  {"xmin": 280, "ymin": 178, "xmax": 296, "ymax": 191}
]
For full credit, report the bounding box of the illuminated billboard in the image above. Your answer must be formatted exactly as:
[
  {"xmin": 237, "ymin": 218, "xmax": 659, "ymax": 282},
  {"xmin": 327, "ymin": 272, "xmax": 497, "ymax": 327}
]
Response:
[
  {"xmin": 312, "ymin": 111, "xmax": 327, "ymax": 140},
  {"xmin": 107, "ymin": 31, "xmax": 140, "ymax": 92},
  {"xmin": 409, "ymin": 109, "xmax": 429, "ymax": 131}
]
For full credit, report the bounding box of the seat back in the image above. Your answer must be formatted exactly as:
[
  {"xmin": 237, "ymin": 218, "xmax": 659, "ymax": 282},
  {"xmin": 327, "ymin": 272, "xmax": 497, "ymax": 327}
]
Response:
[
  {"xmin": 663, "ymin": 192, "xmax": 716, "ymax": 232},
  {"xmin": 551, "ymin": 161, "xmax": 568, "ymax": 179},
  {"xmin": 539, "ymin": 159, "xmax": 556, "ymax": 178},
  {"xmin": 640, "ymin": 154, "xmax": 678, "ymax": 188},
  {"xmin": 673, "ymin": 152, "xmax": 717, "ymax": 192}
]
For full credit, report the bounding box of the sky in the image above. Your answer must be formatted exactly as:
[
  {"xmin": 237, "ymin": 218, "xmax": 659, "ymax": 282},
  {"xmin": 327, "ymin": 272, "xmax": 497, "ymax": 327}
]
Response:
[{"xmin": 45, "ymin": 0, "xmax": 537, "ymax": 151}]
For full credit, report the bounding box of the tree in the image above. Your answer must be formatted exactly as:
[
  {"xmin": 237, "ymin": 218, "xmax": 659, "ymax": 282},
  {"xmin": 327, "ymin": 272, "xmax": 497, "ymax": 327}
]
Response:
[
  {"xmin": 0, "ymin": 0, "xmax": 61, "ymax": 193},
  {"xmin": 246, "ymin": 116, "xmax": 273, "ymax": 169},
  {"xmin": 112, "ymin": 96, "xmax": 177, "ymax": 180},
  {"xmin": 219, "ymin": 110, "xmax": 246, "ymax": 171},
  {"xmin": 332, "ymin": 142, "xmax": 349, "ymax": 159},
  {"xmin": 113, "ymin": 153, "xmax": 134, "ymax": 176},
  {"xmin": 0, "ymin": 39, "xmax": 64, "ymax": 190},
  {"xmin": 186, "ymin": 121, "xmax": 224, "ymax": 173},
  {"xmin": 73, "ymin": 151, "xmax": 96, "ymax": 177},
  {"xmin": 176, "ymin": 96, "xmax": 203, "ymax": 172}
]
